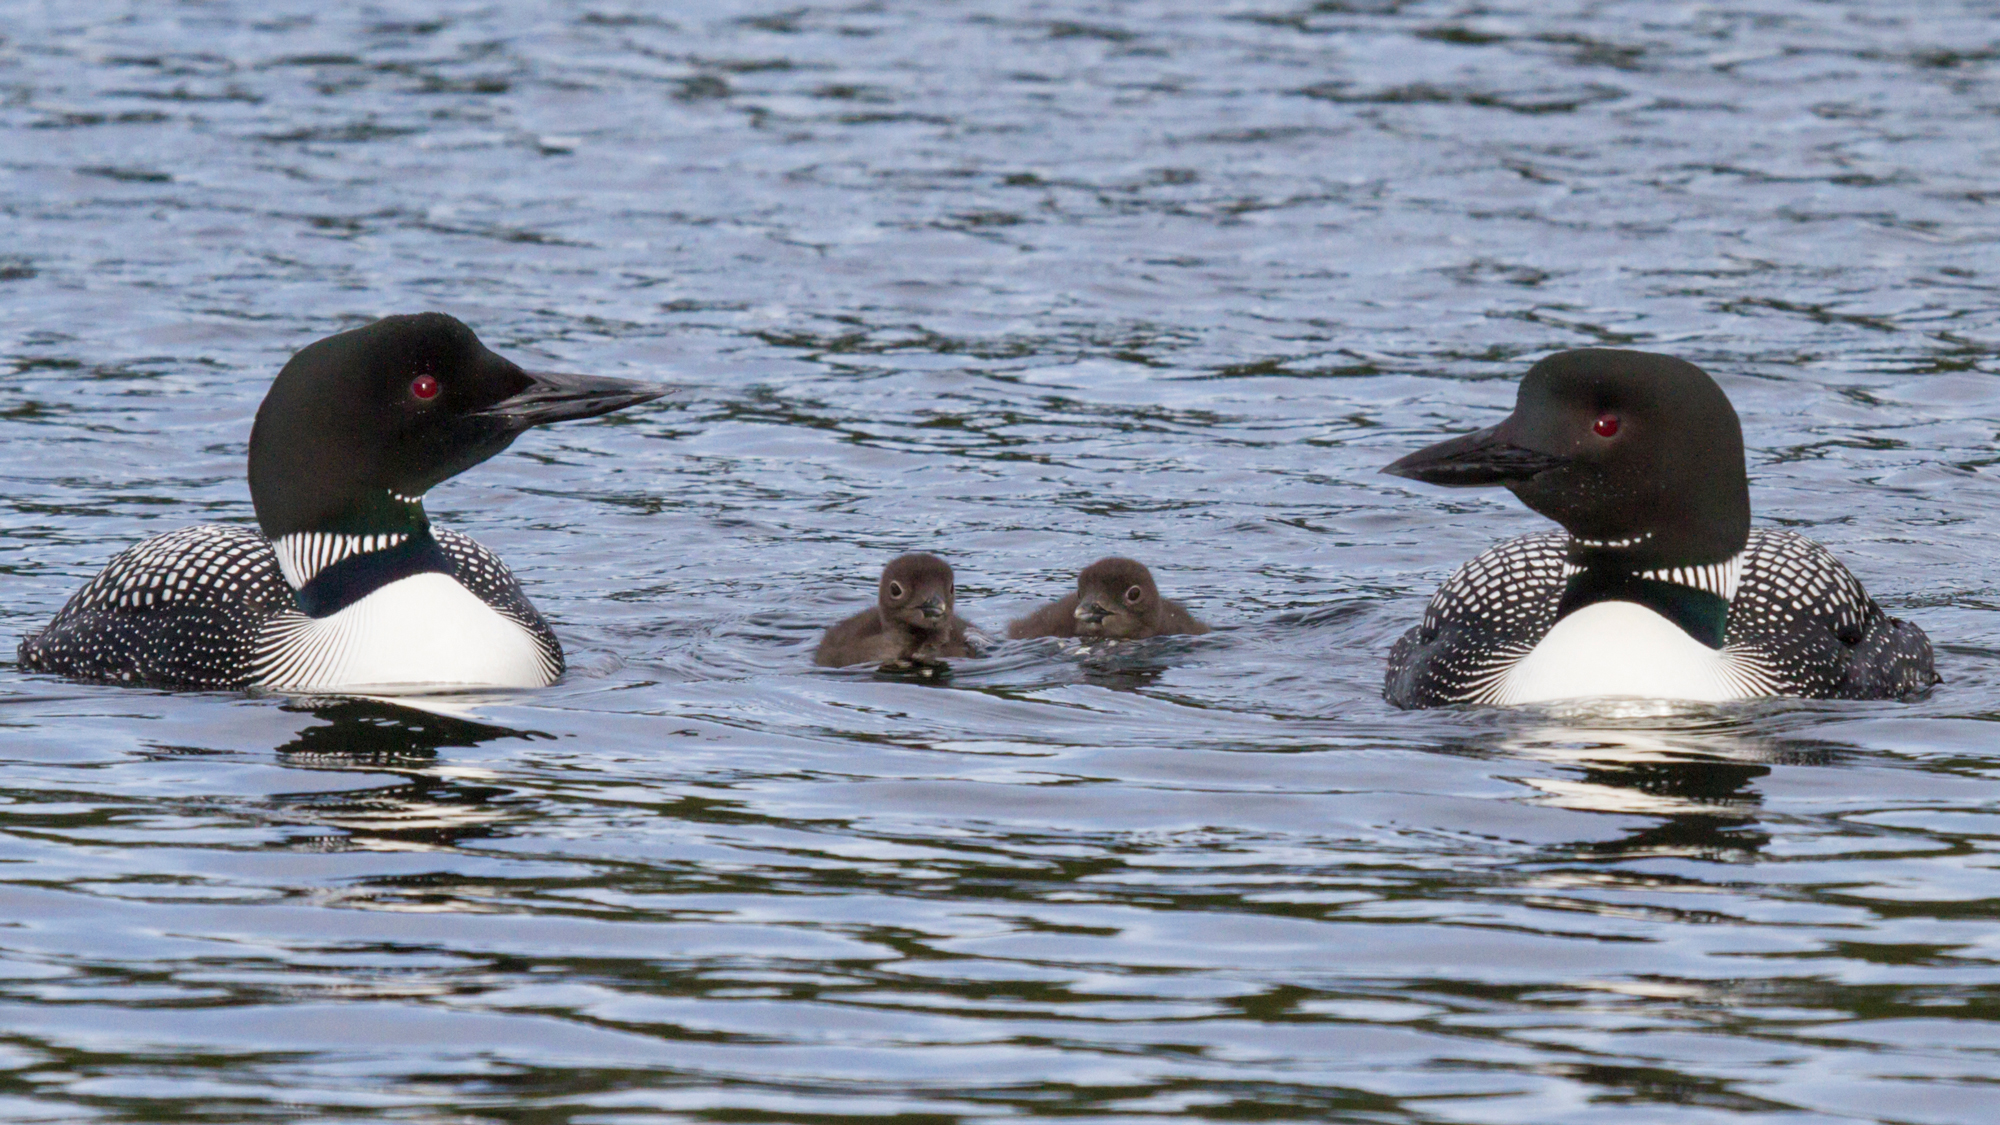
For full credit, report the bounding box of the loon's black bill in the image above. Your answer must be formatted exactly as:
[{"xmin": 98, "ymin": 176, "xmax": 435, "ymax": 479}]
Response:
[
  {"xmin": 1382, "ymin": 424, "xmax": 1571, "ymax": 486},
  {"xmin": 479, "ymin": 370, "xmax": 670, "ymax": 428}
]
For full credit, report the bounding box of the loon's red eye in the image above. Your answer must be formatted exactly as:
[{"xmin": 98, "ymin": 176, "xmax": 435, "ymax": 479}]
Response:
[
  {"xmin": 411, "ymin": 374, "xmax": 440, "ymax": 400},
  {"xmin": 1593, "ymin": 413, "xmax": 1620, "ymax": 438}
]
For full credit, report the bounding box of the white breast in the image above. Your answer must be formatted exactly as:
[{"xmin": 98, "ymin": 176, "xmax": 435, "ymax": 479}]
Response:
[
  {"xmin": 253, "ymin": 572, "xmax": 555, "ymax": 693},
  {"xmin": 1494, "ymin": 601, "xmax": 1772, "ymax": 705}
]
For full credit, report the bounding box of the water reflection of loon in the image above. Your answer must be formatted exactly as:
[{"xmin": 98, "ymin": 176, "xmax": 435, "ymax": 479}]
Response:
[
  {"xmin": 271, "ymin": 697, "xmax": 551, "ymax": 849},
  {"xmin": 1495, "ymin": 705, "xmax": 1845, "ymax": 860}
]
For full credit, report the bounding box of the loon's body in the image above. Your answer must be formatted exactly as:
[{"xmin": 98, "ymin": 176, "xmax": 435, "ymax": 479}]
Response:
[
  {"xmin": 1382, "ymin": 349, "xmax": 1936, "ymax": 709},
  {"xmin": 18, "ymin": 314, "xmax": 661, "ymax": 692},
  {"xmin": 1385, "ymin": 529, "xmax": 1935, "ymax": 707},
  {"xmin": 21, "ymin": 524, "xmax": 560, "ymax": 690}
]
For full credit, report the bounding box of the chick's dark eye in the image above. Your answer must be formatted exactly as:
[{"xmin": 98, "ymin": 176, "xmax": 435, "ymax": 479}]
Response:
[
  {"xmin": 411, "ymin": 374, "xmax": 440, "ymax": 401},
  {"xmin": 886, "ymin": 581, "xmax": 905, "ymax": 600},
  {"xmin": 1593, "ymin": 413, "xmax": 1620, "ymax": 438},
  {"xmin": 1124, "ymin": 585, "xmax": 1143, "ymax": 604}
]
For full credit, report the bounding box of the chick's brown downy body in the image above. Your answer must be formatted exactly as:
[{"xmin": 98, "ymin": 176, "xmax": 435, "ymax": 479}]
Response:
[
  {"xmin": 815, "ymin": 554, "xmax": 978, "ymax": 667},
  {"xmin": 1008, "ymin": 557, "xmax": 1208, "ymax": 641}
]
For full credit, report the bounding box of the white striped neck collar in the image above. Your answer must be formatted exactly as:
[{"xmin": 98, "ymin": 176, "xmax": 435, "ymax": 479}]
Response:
[
  {"xmin": 1556, "ymin": 548, "xmax": 1744, "ymax": 649},
  {"xmin": 264, "ymin": 488, "xmax": 429, "ymax": 590},
  {"xmin": 272, "ymin": 528, "xmax": 421, "ymax": 590},
  {"xmin": 1565, "ymin": 532, "xmax": 1743, "ymax": 604},
  {"xmin": 1572, "ymin": 531, "xmax": 1655, "ymax": 551},
  {"xmin": 1636, "ymin": 554, "xmax": 1743, "ymax": 603},
  {"xmin": 1563, "ymin": 549, "xmax": 1743, "ymax": 603}
]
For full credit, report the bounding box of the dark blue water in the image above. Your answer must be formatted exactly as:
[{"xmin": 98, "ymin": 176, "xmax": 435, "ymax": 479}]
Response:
[{"xmin": 5, "ymin": 1, "xmax": 2000, "ymax": 1120}]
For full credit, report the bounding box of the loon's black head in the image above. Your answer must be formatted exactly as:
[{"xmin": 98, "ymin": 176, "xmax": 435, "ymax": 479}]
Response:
[
  {"xmin": 248, "ymin": 313, "xmax": 664, "ymax": 541},
  {"xmin": 1383, "ymin": 349, "xmax": 1751, "ymax": 570},
  {"xmin": 1073, "ymin": 557, "xmax": 1160, "ymax": 639},
  {"xmin": 878, "ymin": 554, "xmax": 956, "ymax": 634}
]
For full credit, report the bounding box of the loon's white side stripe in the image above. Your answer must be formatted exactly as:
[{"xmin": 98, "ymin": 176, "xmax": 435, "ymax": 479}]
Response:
[{"xmin": 272, "ymin": 531, "xmax": 411, "ymax": 589}]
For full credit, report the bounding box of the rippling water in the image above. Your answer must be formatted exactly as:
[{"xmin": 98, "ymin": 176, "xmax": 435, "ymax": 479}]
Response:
[{"xmin": 5, "ymin": 1, "xmax": 2000, "ymax": 1120}]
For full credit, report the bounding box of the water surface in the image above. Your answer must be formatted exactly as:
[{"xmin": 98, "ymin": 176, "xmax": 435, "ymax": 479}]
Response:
[{"xmin": 4, "ymin": 1, "xmax": 2000, "ymax": 1121}]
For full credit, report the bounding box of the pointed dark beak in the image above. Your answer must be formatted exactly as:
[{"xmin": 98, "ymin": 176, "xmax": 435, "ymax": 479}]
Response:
[
  {"xmin": 915, "ymin": 596, "xmax": 946, "ymax": 622},
  {"xmin": 478, "ymin": 370, "xmax": 670, "ymax": 430},
  {"xmin": 1075, "ymin": 599, "xmax": 1111, "ymax": 626},
  {"xmin": 1381, "ymin": 423, "xmax": 1571, "ymax": 487}
]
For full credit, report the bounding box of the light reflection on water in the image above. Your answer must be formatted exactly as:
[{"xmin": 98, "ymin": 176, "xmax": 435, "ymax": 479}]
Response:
[{"xmin": 3, "ymin": 1, "xmax": 2000, "ymax": 1121}]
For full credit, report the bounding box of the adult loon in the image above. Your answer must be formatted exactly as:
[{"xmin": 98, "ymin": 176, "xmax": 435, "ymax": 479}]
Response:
[
  {"xmin": 1381, "ymin": 349, "xmax": 1937, "ymax": 709},
  {"xmin": 1007, "ymin": 557, "xmax": 1209, "ymax": 640},
  {"xmin": 18, "ymin": 313, "xmax": 663, "ymax": 692}
]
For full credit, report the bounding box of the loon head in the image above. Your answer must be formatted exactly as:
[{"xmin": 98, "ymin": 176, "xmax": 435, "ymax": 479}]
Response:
[
  {"xmin": 1073, "ymin": 556, "xmax": 1160, "ymax": 639},
  {"xmin": 1383, "ymin": 349, "xmax": 1751, "ymax": 570},
  {"xmin": 877, "ymin": 553, "xmax": 956, "ymax": 634},
  {"xmin": 248, "ymin": 313, "xmax": 664, "ymax": 543}
]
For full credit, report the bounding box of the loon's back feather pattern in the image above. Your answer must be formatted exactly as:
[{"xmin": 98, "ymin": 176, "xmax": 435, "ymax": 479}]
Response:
[
  {"xmin": 18, "ymin": 524, "xmax": 562, "ymax": 690},
  {"xmin": 17, "ymin": 525, "xmax": 285, "ymax": 688},
  {"xmin": 1385, "ymin": 529, "xmax": 1937, "ymax": 708}
]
